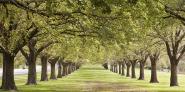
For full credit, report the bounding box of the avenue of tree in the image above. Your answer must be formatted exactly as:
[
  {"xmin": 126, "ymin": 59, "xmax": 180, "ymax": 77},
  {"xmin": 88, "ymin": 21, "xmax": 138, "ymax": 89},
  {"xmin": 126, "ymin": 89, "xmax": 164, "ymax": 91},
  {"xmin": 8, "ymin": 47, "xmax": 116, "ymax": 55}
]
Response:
[{"xmin": 0, "ymin": 0, "xmax": 185, "ymax": 91}]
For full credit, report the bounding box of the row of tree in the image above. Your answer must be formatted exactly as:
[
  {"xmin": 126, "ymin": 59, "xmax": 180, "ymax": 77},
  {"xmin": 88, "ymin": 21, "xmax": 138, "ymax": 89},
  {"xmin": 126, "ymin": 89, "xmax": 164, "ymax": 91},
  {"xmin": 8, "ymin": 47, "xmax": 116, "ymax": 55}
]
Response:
[{"xmin": 0, "ymin": 0, "xmax": 185, "ymax": 91}]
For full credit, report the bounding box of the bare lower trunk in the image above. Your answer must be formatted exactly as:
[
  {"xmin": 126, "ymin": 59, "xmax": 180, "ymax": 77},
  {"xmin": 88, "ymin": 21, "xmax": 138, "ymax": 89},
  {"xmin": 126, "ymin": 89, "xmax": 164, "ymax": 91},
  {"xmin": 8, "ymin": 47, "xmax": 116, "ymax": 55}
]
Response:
[
  {"xmin": 115, "ymin": 64, "xmax": 118, "ymax": 73},
  {"xmin": 26, "ymin": 58, "xmax": 37, "ymax": 85},
  {"xmin": 50, "ymin": 63, "xmax": 57, "ymax": 80},
  {"xmin": 40, "ymin": 56, "xmax": 48, "ymax": 81},
  {"xmin": 73, "ymin": 64, "xmax": 76, "ymax": 71},
  {"xmin": 68, "ymin": 64, "xmax": 72, "ymax": 74},
  {"xmin": 66, "ymin": 65, "xmax": 69, "ymax": 75},
  {"xmin": 71, "ymin": 64, "xmax": 74, "ymax": 72},
  {"xmin": 62, "ymin": 65, "xmax": 67, "ymax": 76},
  {"xmin": 150, "ymin": 61, "xmax": 159, "ymax": 83},
  {"xmin": 57, "ymin": 62, "xmax": 62, "ymax": 78},
  {"xmin": 110, "ymin": 65, "xmax": 113, "ymax": 72},
  {"xmin": 138, "ymin": 62, "xmax": 144, "ymax": 80},
  {"xmin": 170, "ymin": 64, "xmax": 178, "ymax": 86},
  {"xmin": 118, "ymin": 63, "xmax": 122, "ymax": 75},
  {"xmin": 1, "ymin": 53, "xmax": 17, "ymax": 90},
  {"xmin": 121, "ymin": 63, "xmax": 125, "ymax": 76},
  {"xmin": 126, "ymin": 63, "xmax": 131, "ymax": 77},
  {"xmin": 131, "ymin": 61, "xmax": 136, "ymax": 78},
  {"xmin": 112, "ymin": 65, "xmax": 115, "ymax": 72}
]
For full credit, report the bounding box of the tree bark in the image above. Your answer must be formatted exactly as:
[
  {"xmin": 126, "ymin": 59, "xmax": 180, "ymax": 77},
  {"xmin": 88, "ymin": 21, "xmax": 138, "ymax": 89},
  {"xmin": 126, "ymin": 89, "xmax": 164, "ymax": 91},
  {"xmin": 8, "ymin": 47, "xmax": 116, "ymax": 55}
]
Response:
[
  {"xmin": 73, "ymin": 64, "xmax": 76, "ymax": 71},
  {"xmin": 121, "ymin": 62, "xmax": 125, "ymax": 76},
  {"xmin": 68, "ymin": 63, "xmax": 72, "ymax": 74},
  {"xmin": 26, "ymin": 57, "xmax": 37, "ymax": 85},
  {"xmin": 48, "ymin": 57, "xmax": 59, "ymax": 80},
  {"xmin": 62, "ymin": 63, "xmax": 67, "ymax": 76},
  {"xmin": 126, "ymin": 63, "xmax": 131, "ymax": 77},
  {"xmin": 0, "ymin": 53, "xmax": 17, "ymax": 90},
  {"xmin": 50, "ymin": 63, "xmax": 57, "ymax": 80},
  {"xmin": 170, "ymin": 64, "xmax": 178, "ymax": 86},
  {"xmin": 40, "ymin": 55, "xmax": 48, "ymax": 81},
  {"xmin": 131, "ymin": 61, "xmax": 136, "ymax": 78},
  {"xmin": 112, "ymin": 65, "xmax": 115, "ymax": 72},
  {"xmin": 57, "ymin": 61, "xmax": 62, "ymax": 78},
  {"xmin": 150, "ymin": 60, "xmax": 159, "ymax": 83},
  {"xmin": 115, "ymin": 64, "xmax": 118, "ymax": 73},
  {"xmin": 118, "ymin": 62, "xmax": 122, "ymax": 75},
  {"xmin": 71, "ymin": 64, "xmax": 74, "ymax": 72},
  {"xmin": 26, "ymin": 40, "xmax": 37, "ymax": 85},
  {"xmin": 138, "ymin": 62, "xmax": 145, "ymax": 80},
  {"xmin": 110, "ymin": 64, "xmax": 113, "ymax": 72},
  {"xmin": 66, "ymin": 65, "xmax": 70, "ymax": 75}
]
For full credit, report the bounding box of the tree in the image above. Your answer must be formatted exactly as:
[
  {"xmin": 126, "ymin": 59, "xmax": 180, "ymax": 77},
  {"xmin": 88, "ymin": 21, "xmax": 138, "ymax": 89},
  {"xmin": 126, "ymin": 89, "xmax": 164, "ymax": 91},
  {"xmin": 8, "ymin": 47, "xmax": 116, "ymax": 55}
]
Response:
[
  {"xmin": 0, "ymin": 6, "xmax": 39, "ymax": 90},
  {"xmin": 40, "ymin": 52, "xmax": 49, "ymax": 81},
  {"xmin": 138, "ymin": 51, "xmax": 149, "ymax": 80},
  {"xmin": 125, "ymin": 61, "xmax": 131, "ymax": 77},
  {"xmin": 153, "ymin": 23, "xmax": 185, "ymax": 86},
  {"xmin": 61, "ymin": 61, "xmax": 68, "ymax": 76},
  {"xmin": 57, "ymin": 57, "xmax": 64, "ymax": 78},
  {"xmin": 20, "ymin": 38, "xmax": 56, "ymax": 85},
  {"xmin": 130, "ymin": 59, "xmax": 137, "ymax": 78},
  {"xmin": 149, "ymin": 50, "xmax": 160, "ymax": 83},
  {"xmin": 121, "ymin": 61, "xmax": 125, "ymax": 76},
  {"xmin": 165, "ymin": 0, "xmax": 185, "ymax": 25},
  {"xmin": 48, "ymin": 56, "xmax": 59, "ymax": 80},
  {"xmin": 118, "ymin": 61, "xmax": 122, "ymax": 75}
]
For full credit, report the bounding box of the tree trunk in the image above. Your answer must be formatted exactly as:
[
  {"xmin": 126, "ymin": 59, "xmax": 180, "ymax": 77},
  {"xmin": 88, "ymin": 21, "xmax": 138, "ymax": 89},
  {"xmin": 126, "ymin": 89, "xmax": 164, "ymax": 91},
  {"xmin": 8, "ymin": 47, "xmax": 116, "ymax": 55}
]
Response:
[
  {"xmin": 26, "ymin": 52, "xmax": 37, "ymax": 85},
  {"xmin": 68, "ymin": 64, "xmax": 72, "ymax": 74},
  {"xmin": 112, "ymin": 65, "xmax": 115, "ymax": 72},
  {"xmin": 26, "ymin": 58, "xmax": 37, "ymax": 85},
  {"xmin": 50, "ymin": 63, "xmax": 57, "ymax": 80},
  {"xmin": 57, "ymin": 61, "xmax": 62, "ymax": 78},
  {"xmin": 121, "ymin": 63, "xmax": 125, "ymax": 76},
  {"xmin": 62, "ymin": 65, "xmax": 67, "ymax": 76},
  {"xmin": 115, "ymin": 64, "xmax": 118, "ymax": 73},
  {"xmin": 126, "ymin": 63, "xmax": 131, "ymax": 77},
  {"xmin": 110, "ymin": 65, "xmax": 113, "ymax": 72},
  {"xmin": 131, "ymin": 61, "xmax": 136, "ymax": 78},
  {"xmin": 138, "ymin": 62, "xmax": 145, "ymax": 80},
  {"xmin": 71, "ymin": 64, "xmax": 74, "ymax": 72},
  {"xmin": 74, "ymin": 64, "xmax": 76, "ymax": 71},
  {"xmin": 40, "ymin": 56, "xmax": 48, "ymax": 81},
  {"xmin": 150, "ymin": 60, "xmax": 159, "ymax": 83},
  {"xmin": 1, "ymin": 53, "xmax": 17, "ymax": 90},
  {"xmin": 70, "ymin": 64, "xmax": 73, "ymax": 73},
  {"xmin": 170, "ymin": 64, "xmax": 178, "ymax": 86},
  {"xmin": 66, "ymin": 65, "xmax": 70, "ymax": 75},
  {"xmin": 118, "ymin": 63, "xmax": 122, "ymax": 75}
]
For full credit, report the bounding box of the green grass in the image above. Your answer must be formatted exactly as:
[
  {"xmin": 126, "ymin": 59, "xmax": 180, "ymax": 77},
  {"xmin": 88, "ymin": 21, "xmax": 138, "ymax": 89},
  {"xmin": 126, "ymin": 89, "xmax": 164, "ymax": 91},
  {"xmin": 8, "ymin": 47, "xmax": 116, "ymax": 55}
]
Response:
[{"xmin": 0, "ymin": 64, "xmax": 185, "ymax": 92}]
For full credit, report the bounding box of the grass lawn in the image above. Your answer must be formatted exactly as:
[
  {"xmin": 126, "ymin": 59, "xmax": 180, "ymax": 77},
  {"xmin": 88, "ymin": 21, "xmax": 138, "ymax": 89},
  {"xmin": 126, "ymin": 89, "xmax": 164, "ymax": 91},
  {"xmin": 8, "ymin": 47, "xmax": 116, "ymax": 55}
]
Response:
[{"xmin": 0, "ymin": 64, "xmax": 185, "ymax": 92}]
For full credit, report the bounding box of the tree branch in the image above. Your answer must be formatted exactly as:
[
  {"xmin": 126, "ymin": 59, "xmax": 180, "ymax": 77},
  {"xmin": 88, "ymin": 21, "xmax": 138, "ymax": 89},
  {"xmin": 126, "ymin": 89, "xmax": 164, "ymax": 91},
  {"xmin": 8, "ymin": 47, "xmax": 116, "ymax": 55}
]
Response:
[
  {"xmin": 12, "ymin": 24, "xmax": 39, "ymax": 55},
  {"xmin": 165, "ymin": 41, "xmax": 172, "ymax": 60},
  {"xmin": 20, "ymin": 48, "xmax": 28, "ymax": 59},
  {"xmin": 36, "ymin": 41, "xmax": 57, "ymax": 56},
  {"xmin": 177, "ymin": 46, "xmax": 185, "ymax": 64},
  {"xmin": 165, "ymin": 5, "xmax": 185, "ymax": 23}
]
